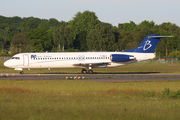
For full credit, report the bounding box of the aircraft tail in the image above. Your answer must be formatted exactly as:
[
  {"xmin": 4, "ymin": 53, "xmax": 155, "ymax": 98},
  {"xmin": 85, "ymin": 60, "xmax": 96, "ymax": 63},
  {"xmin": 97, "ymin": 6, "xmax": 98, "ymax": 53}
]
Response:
[{"xmin": 122, "ymin": 34, "xmax": 173, "ymax": 53}]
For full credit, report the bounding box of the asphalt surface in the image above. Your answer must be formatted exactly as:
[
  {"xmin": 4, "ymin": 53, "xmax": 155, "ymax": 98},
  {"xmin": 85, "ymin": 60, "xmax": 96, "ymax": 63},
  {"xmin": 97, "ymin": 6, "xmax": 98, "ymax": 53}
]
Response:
[{"xmin": 1, "ymin": 73, "xmax": 180, "ymax": 82}]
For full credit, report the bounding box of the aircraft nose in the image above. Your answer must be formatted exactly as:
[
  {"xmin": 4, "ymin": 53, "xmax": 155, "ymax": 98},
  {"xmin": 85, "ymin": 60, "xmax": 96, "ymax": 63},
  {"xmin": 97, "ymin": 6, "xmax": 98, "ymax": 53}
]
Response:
[{"xmin": 4, "ymin": 61, "xmax": 10, "ymax": 67}]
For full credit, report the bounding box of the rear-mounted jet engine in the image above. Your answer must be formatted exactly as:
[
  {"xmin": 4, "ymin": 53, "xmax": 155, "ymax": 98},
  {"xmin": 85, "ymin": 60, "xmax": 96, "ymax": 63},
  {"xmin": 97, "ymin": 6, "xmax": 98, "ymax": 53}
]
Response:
[{"xmin": 110, "ymin": 54, "xmax": 135, "ymax": 62}]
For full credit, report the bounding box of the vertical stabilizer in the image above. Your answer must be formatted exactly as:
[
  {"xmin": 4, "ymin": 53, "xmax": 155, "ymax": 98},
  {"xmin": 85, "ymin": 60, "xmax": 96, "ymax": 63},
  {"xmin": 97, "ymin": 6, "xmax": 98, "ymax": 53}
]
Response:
[{"xmin": 122, "ymin": 34, "xmax": 173, "ymax": 53}]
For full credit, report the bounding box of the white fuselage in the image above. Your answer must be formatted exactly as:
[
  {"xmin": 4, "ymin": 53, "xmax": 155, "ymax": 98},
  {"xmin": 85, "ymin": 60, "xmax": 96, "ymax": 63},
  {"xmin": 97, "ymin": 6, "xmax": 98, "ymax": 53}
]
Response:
[{"xmin": 4, "ymin": 52, "xmax": 155, "ymax": 70}]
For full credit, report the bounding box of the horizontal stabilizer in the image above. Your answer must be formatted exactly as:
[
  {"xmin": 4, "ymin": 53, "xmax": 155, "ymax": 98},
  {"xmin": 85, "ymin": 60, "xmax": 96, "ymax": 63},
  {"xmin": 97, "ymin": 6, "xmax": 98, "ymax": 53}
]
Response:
[{"xmin": 148, "ymin": 36, "xmax": 174, "ymax": 38}]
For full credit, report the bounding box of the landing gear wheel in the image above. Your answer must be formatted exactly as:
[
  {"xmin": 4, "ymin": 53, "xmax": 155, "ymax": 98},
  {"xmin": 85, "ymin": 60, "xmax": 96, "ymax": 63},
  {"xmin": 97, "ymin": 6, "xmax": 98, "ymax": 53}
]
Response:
[
  {"xmin": 88, "ymin": 70, "xmax": 93, "ymax": 74},
  {"xmin": 82, "ymin": 69, "xmax": 87, "ymax": 74},
  {"xmin": 20, "ymin": 71, "xmax": 24, "ymax": 74}
]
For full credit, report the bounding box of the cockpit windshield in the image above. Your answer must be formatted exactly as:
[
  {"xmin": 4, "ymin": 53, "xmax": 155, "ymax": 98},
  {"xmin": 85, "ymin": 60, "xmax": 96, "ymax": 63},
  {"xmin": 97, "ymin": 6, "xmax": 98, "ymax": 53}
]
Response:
[{"xmin": 11, "ymin": 57, "xmax": 20, "ymax": 60}]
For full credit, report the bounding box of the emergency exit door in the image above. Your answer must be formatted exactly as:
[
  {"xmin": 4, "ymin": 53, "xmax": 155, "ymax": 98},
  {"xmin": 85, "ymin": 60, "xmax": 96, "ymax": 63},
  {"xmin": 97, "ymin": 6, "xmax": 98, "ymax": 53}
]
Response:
[{"xmin": 23, "ymin": 54, "xmax": 29, "ymax": 66}]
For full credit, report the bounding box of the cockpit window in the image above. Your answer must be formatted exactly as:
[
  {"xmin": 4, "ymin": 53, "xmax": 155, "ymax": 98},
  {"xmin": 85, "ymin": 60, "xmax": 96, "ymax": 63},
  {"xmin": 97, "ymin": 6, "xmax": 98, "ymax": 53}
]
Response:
[{"xmin": 11, "ymin": 57, "xmax": 20, "ymax": 60}]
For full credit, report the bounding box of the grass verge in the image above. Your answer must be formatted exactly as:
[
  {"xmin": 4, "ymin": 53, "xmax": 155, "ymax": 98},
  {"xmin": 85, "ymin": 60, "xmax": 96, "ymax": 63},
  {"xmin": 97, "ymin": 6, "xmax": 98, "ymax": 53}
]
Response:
[{"xmin": 0, "ymin": 80, "xmax": 180, "ymax": 120}]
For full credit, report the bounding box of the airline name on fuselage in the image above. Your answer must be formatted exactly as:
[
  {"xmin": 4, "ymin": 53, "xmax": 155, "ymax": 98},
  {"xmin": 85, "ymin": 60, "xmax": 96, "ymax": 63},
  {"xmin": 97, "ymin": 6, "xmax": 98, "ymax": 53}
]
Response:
[{"xmin": 31, "ymin": 55, "xmax": 52, "ymax": 59}]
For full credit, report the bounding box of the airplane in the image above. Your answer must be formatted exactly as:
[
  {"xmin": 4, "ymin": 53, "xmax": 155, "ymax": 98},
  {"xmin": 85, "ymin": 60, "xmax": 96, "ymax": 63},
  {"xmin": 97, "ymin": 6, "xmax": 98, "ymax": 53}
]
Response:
[{"xmin": 4, "ymin": 34, "xmax": 173, "ymax": 74}]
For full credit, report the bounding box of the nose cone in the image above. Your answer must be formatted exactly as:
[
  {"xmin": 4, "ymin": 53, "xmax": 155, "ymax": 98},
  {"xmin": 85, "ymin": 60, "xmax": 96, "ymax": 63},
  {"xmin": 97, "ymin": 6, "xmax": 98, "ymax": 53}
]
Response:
[{"xmin": 4, "ymin": 60, "xmax": 10, "ymax": 68}]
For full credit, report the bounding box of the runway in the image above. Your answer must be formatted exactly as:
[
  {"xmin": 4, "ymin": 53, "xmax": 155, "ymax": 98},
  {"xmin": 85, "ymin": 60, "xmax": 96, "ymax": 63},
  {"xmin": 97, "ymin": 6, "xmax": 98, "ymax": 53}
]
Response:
[{"xmin": 1, "ymin": 73, "xmax": 180, "ymax": 82}]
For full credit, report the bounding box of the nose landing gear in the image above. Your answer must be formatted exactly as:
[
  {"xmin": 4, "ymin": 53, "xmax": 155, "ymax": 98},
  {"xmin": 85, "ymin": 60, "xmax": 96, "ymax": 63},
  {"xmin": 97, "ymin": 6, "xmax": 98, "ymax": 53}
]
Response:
[{"xmin": 20, "ymin": 71, "xmax": 24, "ymax": 74}]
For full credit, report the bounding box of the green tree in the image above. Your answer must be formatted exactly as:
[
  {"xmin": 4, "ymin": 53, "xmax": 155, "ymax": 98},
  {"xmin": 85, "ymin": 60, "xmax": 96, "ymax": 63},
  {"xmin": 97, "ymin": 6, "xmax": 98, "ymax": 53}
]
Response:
[
  {"xmin": 168, "ymin": 51, "xmax": 180, "ymax": 59},
  {"xmin": 21, "ymin": 17, "xmax": 41, "ymax": 29},
  {"xmin": 118, "ymin": 31, "xmax": 133, "ymax": 50},
  {"xmin": 132, "ymin": 26, "xmax": 151, "ymax": 47},
  {"xmin": 49, "ymin": 18, "xmax": 60, "ymax": 26},
  {"xmin": 118, "ymin": 21, "xmax": 136, "ymax": 32},
  {"xmin": 25, "ymin": 28, "xmax": 52, "ymax": 52},
  {"xmin": 87, "ymin": 23, "xmax": 116, "ymax": 51},
  {"xmin": 51, "ymin": 26, "xmax": 73, "ymax": 51},
  {"xmin": 139, "ymin": 20, "xmax": 155, "ymax": 28},
  {"xmin": 0, "ymin": 35, "xmax": 6, "ymax": 53},
  {"xmin": 11, "ymin": 32, "xmax": 28, "ymax": 53},
  {"xmin": 86, "ymin": 29, "xmax": 99, "ymax": 51},
  {"xmin": 69, "ymin": 11, "xmax": 100, "ymax": 51}
]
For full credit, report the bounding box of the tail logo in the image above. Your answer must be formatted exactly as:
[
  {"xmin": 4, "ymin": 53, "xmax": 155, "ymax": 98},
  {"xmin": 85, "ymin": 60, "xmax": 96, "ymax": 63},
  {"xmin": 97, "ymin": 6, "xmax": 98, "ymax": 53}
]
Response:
[{"xmin": 143, "ymin": 40, "xmax": 152, "ymax": 51}]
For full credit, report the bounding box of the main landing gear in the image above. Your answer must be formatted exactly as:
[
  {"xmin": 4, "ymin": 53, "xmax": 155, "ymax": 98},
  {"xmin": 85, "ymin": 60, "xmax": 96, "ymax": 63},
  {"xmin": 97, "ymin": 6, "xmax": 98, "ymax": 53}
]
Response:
[
  {"xmin": 82, "ymin": 69, "xmax": 87, "ymax": 74},
  {"xmin": 82, "ymin": 69, "xmax": 93, "ymax": 74}
]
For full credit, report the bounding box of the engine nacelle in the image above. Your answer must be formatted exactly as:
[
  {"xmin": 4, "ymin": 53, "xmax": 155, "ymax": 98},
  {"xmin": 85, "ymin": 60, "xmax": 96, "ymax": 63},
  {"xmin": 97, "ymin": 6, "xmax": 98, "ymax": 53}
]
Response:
[{"xmin": 110, "ymin": 54, "xmax": 134, "ymax": 62}]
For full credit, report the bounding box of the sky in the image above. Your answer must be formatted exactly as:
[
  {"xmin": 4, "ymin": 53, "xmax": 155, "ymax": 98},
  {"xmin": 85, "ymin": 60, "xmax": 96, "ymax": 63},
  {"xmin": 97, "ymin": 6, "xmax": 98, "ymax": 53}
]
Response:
[{"xmin": 1, "ymin": 0, "xmax": 180, "ymax": 27}]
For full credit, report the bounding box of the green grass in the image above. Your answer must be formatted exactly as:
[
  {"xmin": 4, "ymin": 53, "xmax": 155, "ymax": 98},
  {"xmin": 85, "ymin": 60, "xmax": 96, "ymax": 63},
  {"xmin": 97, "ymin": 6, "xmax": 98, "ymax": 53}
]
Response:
[
  {"xmin": 1, "ymin": 60, "xmax": 180, "ymax": 119},
  {"xmin": 0, "ymin": 80, "xmax": 180, "ymax": 120},
  {"xmin": 1, "ymin": 60, "xmax": 180, "ymax": 74}
]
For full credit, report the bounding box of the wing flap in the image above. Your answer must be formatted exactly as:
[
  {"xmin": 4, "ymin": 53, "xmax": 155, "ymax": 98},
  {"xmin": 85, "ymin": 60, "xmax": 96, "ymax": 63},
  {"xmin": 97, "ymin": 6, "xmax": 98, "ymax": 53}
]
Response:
[{"xmin": 71, "ymin": 62, "xmax": 110, "ymax": 66}]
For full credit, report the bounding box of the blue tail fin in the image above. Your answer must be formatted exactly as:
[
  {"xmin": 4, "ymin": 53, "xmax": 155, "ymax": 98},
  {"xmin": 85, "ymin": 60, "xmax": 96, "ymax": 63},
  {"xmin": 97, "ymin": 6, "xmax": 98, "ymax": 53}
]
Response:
[{"xmin": 122, "ymin": 34, "xmax": 173, "ymax": 53}]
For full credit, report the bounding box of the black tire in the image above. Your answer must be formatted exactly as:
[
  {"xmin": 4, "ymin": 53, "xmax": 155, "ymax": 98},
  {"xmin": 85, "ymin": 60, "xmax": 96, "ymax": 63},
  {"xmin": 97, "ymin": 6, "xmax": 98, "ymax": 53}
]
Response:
[
  {"xmin": 82, "ymin": 69, "xmax": 87, "ymax": 74},
  {"xmin": 20, "ymin": 71, "xmax": 24, "ymax": 74},
  {"xmin": 88, "ymin": 70, "xmax": 93, "ymax": 74}
]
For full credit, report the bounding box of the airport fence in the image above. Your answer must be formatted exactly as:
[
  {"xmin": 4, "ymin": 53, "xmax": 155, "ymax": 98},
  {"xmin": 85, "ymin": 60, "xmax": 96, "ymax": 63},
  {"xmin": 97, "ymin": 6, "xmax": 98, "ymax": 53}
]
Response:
[
  {"xmin": 138, "ymin": 60, "xmax": 180, "ymax": 64},
  {"xmin": 0, "ymin": 57, "xmax": 11, "ymax": 60}
]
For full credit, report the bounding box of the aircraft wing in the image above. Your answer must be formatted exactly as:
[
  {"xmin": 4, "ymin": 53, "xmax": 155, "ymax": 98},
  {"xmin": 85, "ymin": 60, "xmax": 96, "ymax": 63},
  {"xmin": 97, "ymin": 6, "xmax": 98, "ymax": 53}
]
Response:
[{"xmin": 71, "ymin": 62, "xmax": 110, "ymax": 66}]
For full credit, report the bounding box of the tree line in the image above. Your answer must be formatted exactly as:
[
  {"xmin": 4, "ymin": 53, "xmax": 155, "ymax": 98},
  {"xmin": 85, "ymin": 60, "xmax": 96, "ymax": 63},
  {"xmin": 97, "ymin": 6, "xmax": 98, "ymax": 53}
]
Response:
[{"xmin": 0, "ymin": 10, "xmax": 180, "ymax": 58}]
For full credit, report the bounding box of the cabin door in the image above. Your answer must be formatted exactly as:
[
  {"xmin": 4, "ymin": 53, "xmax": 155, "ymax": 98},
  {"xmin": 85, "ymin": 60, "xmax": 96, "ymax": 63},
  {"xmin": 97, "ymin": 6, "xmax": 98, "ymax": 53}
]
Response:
[{"xmin": 23, "ymin": 54, "xmax": 29, "ymax": 66}]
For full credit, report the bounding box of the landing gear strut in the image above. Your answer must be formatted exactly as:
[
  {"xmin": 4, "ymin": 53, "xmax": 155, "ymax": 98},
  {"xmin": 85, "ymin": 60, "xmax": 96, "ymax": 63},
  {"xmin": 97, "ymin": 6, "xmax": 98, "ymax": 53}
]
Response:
[{"xmin": 88, "ymin": 66, "xmax": 93, "ymax": 74}]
